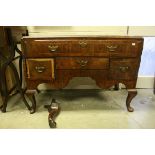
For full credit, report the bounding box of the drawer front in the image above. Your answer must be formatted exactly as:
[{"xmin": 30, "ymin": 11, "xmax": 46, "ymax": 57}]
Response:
[
  {"xmin": 56, "ymin": 57, "xmax": 109, "ymax": 69},
  {"xmin": 104, "ymin": 40, "xmax": 143, "ymax": 58},
  {"xmin": 70, "ymin": 40, "xmax": 94, "ymax": 56},
  {"xmin": 109, "ymin": 58, "xmax": 140, "ymax": 80},
  {"xmin": 69, "ymin": 39, "xmax": 108, "ymax": 56},
  {"xmin": 26, "ymin": 59, "xmax": 55, "ymax": 80},
  {"xmin": 22, "ymin": 39, "xmax": 69, "ymax": 57}
]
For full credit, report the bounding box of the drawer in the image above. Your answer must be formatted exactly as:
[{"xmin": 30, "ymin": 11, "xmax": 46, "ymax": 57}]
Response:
[
  {"xmin": 22, "ymin": 39, "xmax": 70, "ymax": 57},
  {"xmin": 70, "ymin": 40, "xmax": 94, "ymax": 56},
  {"xmin": 26, "ymin": 59, "xmax": 55, "ymax": 80},
  {"xmin": 109, "ymin": 58, "xmax": 140, "ymax": 80},
  {"xmin": 56, "ymin": 57, "xmax": 109, "ymax": 69},
  {"xmin": 103, "ymin": 40, "xmax": 143, "ymax": 58}
]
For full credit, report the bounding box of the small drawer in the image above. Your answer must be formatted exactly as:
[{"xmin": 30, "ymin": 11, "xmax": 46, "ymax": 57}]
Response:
[
  {"xmin": 26, "ymin": 59, "xmax": 55, "ymax": 80},
  {"xmin": 109, "ymin": 58, "xmax": 140, "ymax": 80},
  {"xmin": 56, "ymin": 57, "xmax": 109, "ymax": 70},
  {"xmin": 103, "ymin": 39, "xmax": 143, "ymax": 58},
  {"xmin": 70, "ymin": 40, "xmax": 94, "ymax": 56},
  {"xmin": 22, "ymin": 39, "xmax": 69, "ymax": 57}
]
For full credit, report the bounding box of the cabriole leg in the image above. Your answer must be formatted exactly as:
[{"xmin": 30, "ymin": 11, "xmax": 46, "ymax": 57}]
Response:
[{"xmin": 126, "ymin": 90, "xmax": 137, "ymax": 112}]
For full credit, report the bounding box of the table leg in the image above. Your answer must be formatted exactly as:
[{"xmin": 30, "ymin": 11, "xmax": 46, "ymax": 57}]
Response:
[
  {"xmin": 114, "ymin": 83, "xmax": 119, "ymax": 90},
  {"xmin": 126, "ymin": 90, "xmax": 137, "ymax": 112}
]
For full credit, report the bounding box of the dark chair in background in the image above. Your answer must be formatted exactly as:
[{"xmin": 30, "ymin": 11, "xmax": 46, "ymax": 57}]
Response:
[{"xmin": 0, "ymin": 27, "xmax": 33, "ymax": 113}]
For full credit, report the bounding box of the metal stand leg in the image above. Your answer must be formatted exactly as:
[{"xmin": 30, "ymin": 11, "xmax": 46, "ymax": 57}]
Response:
[
  {"xmin": 26, "ymin": 90, "xmax": 37, "ymax": 114},
  {"xmin": 0, "ymin": 66, "xmax": 9, "ymax": 112},
  {"xmin": 0, "ymin": 47, "xmax": 32, "ymax": 113},
  {"xmin": 10, "ymin": 63, "xmax": 31, "ymax": 111}
]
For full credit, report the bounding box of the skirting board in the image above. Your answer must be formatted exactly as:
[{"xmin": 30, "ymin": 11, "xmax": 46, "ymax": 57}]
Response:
[{"xmin": 136, "ymin": 76, "xmax": 154, "ymax": 88}]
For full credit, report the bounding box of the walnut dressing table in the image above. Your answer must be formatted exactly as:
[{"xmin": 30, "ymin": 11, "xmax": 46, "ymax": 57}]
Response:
[{"xmin": 21, "ymin": 36, "xmax": 143, "ymax": 127}]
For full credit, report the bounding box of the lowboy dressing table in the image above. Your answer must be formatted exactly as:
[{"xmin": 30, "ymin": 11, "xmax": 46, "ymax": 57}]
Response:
[{"xmin": 21, "ymin": 36, "xmax": 144, "ymax": 127}]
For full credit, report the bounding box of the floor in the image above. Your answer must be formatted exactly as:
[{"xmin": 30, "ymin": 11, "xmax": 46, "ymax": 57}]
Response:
[{"xmin": 0, "ymin": 89, "xmax": 155, "ymax": 129}]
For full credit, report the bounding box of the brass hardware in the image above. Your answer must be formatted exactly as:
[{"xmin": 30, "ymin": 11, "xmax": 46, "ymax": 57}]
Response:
[
  {"xmin": 132, "ymin": 43, "xmax": 136, "ymax": 46},
  {"xmin": 76, "ymin": 59, "xmax": 88, "ymax": 67},
  {"xmin": 48, "ymin": 45, "xmax": 59, "ymax": 52},
  {"xmin": 107, "ymin": 45, "xmax": 118, "ymax": 52},
  {"xmin": 79, "ymin": 41, "xmax": 87, "ymax": 48},
  {"xmin": 35, "ymin": 66, "xmax": 46, "ymax": 73},
  {"xmin": 119, "ymin": 66, "xmax": 129, "ymax": 72}
]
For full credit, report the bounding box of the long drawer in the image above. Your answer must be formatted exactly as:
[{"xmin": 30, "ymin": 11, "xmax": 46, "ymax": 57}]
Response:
[{"xmin": 56, "ymin": 57, "xmax": 109, "ymax": 69}]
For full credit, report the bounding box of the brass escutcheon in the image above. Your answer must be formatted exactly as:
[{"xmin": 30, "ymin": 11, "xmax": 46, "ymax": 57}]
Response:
[
  {"xmin": 106, "ymin": 45, "xmax": 118, "ymax": 52},
  {"xmin": 119, "ymin": 66, "xmax": 129, "ymax": 72},
  {"xmin": 79, "ymin": 41, "xmax": 87, "ymax": 48},
  {"xmin": 48, "ymin": 45, "xmax": 59, "ymax": 52},
  {"xmin": 35, "ymin": 66, "xmax": 46, "ymax": 73},
  {"xmin": 76, "ymin": 59, "xmax": 88, "ymax": 67}
]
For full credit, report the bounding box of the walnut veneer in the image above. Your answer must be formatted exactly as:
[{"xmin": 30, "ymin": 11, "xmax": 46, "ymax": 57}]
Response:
[{"xmin": 21, "ymin": 36, "xmax": 144, "ymax": 116}]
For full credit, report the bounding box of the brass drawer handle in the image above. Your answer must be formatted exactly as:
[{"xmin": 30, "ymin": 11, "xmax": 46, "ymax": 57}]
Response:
[
  {"xmin": 119, "ymin": 66, "xmax": 129, "ymax": 72},
  {"xmin": 48, "ymin": 45, "xmax": 59, "ymax": 52},
  {"xmin": 35, "ymin": 66, "xmax": 46, "ymax": 73},
  {"xmin": 76, "ymin": 60, "xmax": 88, "ymax": 67},
  {"xmin": 79, "ymin": 41, "xmax": 87, "ymax": 48},
  {"xmin": 107, "ymin": 45, "xmax": 118, "ymax": 52}
]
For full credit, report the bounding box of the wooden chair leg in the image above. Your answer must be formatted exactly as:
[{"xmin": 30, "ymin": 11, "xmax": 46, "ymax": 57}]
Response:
[{"xmin": 44, "ymin": 99, "xmax": 61, "ymax": 128}]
